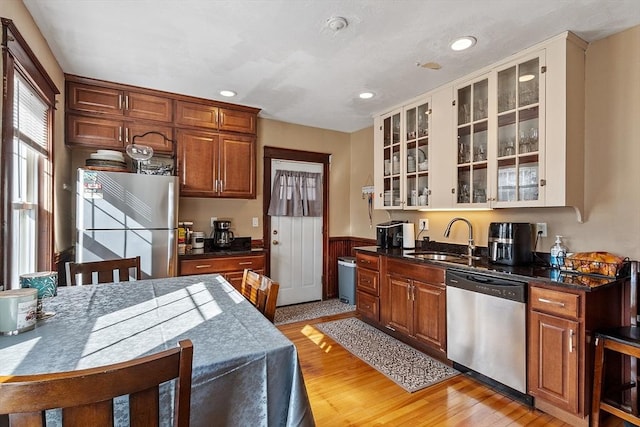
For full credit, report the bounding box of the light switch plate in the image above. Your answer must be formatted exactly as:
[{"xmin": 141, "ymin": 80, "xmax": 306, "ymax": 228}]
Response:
[{"xmin": 252, "ymin": 217, "xmax": 259, "ymax": 227}]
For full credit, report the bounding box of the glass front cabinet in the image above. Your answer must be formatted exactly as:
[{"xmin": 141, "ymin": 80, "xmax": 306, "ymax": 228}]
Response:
[
  {"xmin": 454, "ymin": 75, "xmax": 490, "ymax": 207},
  {"xmin": 374, "ymin": 99, "xmax": 432, "ymax": 210},
  {"xmin": 374, "ymin": 33, "xmax": 585, "ymax": 218},
  {"xmin": 492, "ymin": 52, "xmax": 546, "ymax": 207}
]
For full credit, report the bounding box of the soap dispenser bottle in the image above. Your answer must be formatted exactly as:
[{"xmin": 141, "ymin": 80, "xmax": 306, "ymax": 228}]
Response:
[{"xmin": 550, "ymin": 235, "xmax": 567, "ymax": 268}]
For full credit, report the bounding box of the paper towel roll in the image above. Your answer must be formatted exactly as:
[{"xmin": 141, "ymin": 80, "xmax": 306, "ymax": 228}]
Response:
[{"xmin": 403, "ymin": 223, "xmax": 415, "ymax": 249}]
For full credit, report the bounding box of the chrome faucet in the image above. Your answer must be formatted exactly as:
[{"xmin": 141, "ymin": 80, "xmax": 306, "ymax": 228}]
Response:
[{"xmin": 444, "ymin": 217, "xmax": 475, "ymax": 258}]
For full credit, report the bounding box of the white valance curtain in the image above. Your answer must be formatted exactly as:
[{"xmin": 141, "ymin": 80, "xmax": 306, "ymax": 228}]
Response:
[{"xmin": 268, "ymin": 170, "xmax": 322, "ymax": 217}]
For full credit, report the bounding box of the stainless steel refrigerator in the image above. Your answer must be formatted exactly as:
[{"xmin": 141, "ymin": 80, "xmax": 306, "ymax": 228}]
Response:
[{"xmin": 76, "ymin": 168, "xmax": 178, "ymax": 279}]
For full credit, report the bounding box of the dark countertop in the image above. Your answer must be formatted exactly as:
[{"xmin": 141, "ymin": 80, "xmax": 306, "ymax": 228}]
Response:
[
  {"xmin": 180, "ymin": 248, "xmax": 265, "ymax": 260},
  {"xmin": 354, "ymin": 246, "xmax": 627, "ymax": 292}
]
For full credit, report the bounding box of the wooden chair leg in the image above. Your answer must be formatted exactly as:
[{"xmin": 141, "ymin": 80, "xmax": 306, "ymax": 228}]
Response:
[{"xmin": 592, "ymin": 335, "xmax": 605, "ymax": 427}]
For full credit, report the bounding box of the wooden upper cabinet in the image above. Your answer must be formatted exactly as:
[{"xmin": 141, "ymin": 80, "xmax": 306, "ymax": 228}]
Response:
[
  {"xmin": 127, "ymin": 123, "xmax": 174, "ymax": 154},
  {"xmin": 175, "ymin": 101, "xmax": 219, "ymax": 129},
  {"xmin": 66, "ymin": 81, "xmax": 172, "ymax": 123},
  {"xmin": 218, "ymin": 134, "xmax": 256, "ymax": 198},
  {"xmin": 177, "ymin": 129, "xmax": 218, "ymax": 196},
  {"xmin": 67, "ymin": 82, "xmax": 122, "ymax": 115},
  {"xmin": 220, "ymin": 108, "xmax": 256, "ymax": 134},
  {"xmin": 67, "ymin": 114, "xmax": 124, "ymax": 149},
  {"xmin": 126, "ymin": 92, "xmax": 172, "ymax": 122}
]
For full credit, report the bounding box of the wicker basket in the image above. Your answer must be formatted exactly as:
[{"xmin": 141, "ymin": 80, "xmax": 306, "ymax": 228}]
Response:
[{"xmin": 560, "ymin": 252, "xmax": 627, "ymax": 277}]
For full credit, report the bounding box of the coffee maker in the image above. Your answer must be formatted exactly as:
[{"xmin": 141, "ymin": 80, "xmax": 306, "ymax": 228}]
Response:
[
  {"xmin": 488, "ymin": 222, "xmax": 532, "ymax": 266},
  {"xmin": 212, "ymin": 220, "xmax": 235, "ymax": 249}
]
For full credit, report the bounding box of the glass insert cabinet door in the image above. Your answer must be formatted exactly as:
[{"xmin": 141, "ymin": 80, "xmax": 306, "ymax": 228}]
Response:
[
  {"xmin": 382, "ymin": 111, "xmax": 402, "ymax": 208},
  {"xmin": 404, "ymin": 100, "xmax": 430, "ymax": 208},
  {"xmin": 456, "ymin": 77, "xmax": 488, "ymax": 205},
  {"xmin": 496, "ymin": 55, "xmax": 543, "ymax": 203}
]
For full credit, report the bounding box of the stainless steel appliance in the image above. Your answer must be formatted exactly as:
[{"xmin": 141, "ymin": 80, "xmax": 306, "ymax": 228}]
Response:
[
  {"xmin": 446, "ymin": 269, "xmax": 529, "ymax": 402},
  {"xmin": 488, "ymin": 222, "xmax": 532, "ymax": 266},
  {"xmin": 76, "ymin": 168, "xmax": 178, "ymax": 279},
  {"xmin": 212, "ymin": 220, "xmax": 235, "ymax": 248},
  {"xmin": 376, "ymin": 221, "xmax": 404, "ymax": 249}
]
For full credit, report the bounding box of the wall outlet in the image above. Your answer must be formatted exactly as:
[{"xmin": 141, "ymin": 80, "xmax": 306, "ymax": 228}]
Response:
[
  {"xmin": 419, "ymin": 219, "xmax": 429, "ymax": 231},
  {"xmin": 535, "ymin": 222, "xmax": 547, "ymax": 237},
  {"xmin": 210, "ymin": 217, "xmax": 217, "ymax": 227},
  {"xmin": 252, "ymin": 217, "xmax": 259, "ymax": 227}
]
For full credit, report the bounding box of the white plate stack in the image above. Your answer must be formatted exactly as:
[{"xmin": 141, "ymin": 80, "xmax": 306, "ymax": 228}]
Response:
[{"xmin": 85, "ymin": 150, "xmax": 128, "ymax": 171}]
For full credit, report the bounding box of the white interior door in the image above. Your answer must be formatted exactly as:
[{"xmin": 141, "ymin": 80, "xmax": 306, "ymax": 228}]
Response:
[{"xmin": 270, "ymin": 159, "xmax": 323, "ymax": 306}]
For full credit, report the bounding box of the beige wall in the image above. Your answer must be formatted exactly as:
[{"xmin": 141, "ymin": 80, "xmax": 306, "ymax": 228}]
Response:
[
  {"xmin": 179, "ymin": 118, "xmax": 351, "ymax": 238},
  {"xmin": 2, "ymin": 1, "xmax": 70, "ymax": 253},
  {"xmin": 348, "ymin": 25, "xmax": 640, "ymax": 260}
]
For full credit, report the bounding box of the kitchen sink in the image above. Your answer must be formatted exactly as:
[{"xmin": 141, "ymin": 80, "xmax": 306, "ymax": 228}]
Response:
[{"xmin": 407, "ymin": 251, "xmax": 482, "ymax": 263}]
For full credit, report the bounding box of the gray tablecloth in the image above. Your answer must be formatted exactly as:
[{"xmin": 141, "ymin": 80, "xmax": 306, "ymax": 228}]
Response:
[{"xmin": 0, "ymin": 274, "xmax": 315, "ymax": 426}]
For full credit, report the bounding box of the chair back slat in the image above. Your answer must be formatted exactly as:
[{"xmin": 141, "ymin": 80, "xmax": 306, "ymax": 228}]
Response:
[
  {"xmin": 240, "ymin": 269, "xmax": 280, "ymax": 323},
  {"xmin": 0, "ymin": 340, "xmax": 193, "ymax": 427},
  {"xmin": 63, "ymin": 400, "xmax": 113, "ymax": 426},
  {"xmin": 8, "ymin": 412, "xmax": 44, "ymax": 427},
  {"xmin": 130, "ymin": 387, "xmax": 160, "ymax": 426},
  {"xmin": 65, "ymin": 257, "xmax": 141, "ymax": 286}
]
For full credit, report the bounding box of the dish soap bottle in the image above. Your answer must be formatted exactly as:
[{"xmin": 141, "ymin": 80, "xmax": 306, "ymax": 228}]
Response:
[{"xmin": 550, "ymin": 235, "xmax": 567, "ymax": 268}]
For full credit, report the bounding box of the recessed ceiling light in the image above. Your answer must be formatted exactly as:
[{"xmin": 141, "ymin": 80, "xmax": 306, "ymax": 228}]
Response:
[
  {"xmin": 359, "ymin": 92, "xmax": 375, "ymax": 99},
  {"xmin": 450, "ymin": 36, "xmax": 477, "ymax": 51},
  {"xmin": 219, "ymin": 90, "xmax": 236, "ymax": 97},
  {"xmin": 326, "ymin": 16, "xmax": 348, "ymax": 32},
  {"xmin": 518, "ymin": 74, "xmax": 536, "ymax": 82}
]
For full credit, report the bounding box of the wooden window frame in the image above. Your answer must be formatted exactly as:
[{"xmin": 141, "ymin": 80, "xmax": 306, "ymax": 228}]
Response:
[{"xmin": 1, "ymin": 18, "xmax": 59, "ymax": 288}]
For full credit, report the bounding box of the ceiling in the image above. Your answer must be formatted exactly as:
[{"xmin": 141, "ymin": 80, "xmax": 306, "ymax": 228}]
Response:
[{"xmin": 23, "ymin": 0, "xmax": 640, "ymax": 133}]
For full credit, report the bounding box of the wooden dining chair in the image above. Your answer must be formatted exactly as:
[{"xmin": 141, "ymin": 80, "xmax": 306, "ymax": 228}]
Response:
[
  {"xmin": 65, "ymin": 256, "xmax": 141, "ymax": 285},
  {"xmin": 592, "ymin": 260, "xmax": 640, "ymax": 426},
  {"xmin": 240, "ymin": 269, "xmax": 280, "ymax": 323},
  {"xmin": 0, "ymin": 339, "xmax": 193, "ymax": 427}
]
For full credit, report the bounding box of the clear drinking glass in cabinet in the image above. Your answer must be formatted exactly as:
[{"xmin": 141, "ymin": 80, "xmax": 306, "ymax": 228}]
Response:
[
  {"xmin": 518, "ymin": 160, "xmax": 539, "ymax": 201},
  {"xmin": 497, "ymin": 160, "xmax": 516, "ymax": 202},
  {"xmin": 458, "ymin": 86, "xmax": 471, "ymax": 125},
  {"xmin": 417, "ymin": 103, "xmax": 429, "ymax": 137},
  {"xmin": 457, "ymin": 167, "xmax": 471, "ymax": 204},
  {"xmin": 498, "ymin": 113, "xmax": 516, "ymax": 157},
  {"xmin": 498, "ymin": 67, "xmax": 517, "ymax": 113},
  {"xmin": 458, "ymin": 127, "xmax": 471, "ymax": 164},
  {"xmin": 472, "ymin": 165, "xmax": 487, "ymax": 203},
  {"xmin": 473, "ymin": 80, "xmax": 488, "ymax": 121}
]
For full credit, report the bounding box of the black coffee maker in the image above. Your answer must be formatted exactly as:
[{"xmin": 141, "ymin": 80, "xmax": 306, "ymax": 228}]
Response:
[
  {"xmin": 488, "ymin": 222, "xmax": 532, "ymax": 266},
  {"xmin": 212, "ymin": 220, "xmax": 234, "ymax": 248}
]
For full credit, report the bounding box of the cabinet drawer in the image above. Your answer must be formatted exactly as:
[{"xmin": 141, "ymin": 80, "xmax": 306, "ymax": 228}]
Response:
[
  {"xmin": 357, "ymin": 290, "xmax": 379, "ymax": 322},
  {"xmin": 356, "ymin": 253, "xmax": 379, "ymax": 271},
  {"xmin": 530, "ymin": 286, "xmax": 580, "ymax": 319},
  {"xmin": 180, "ymin": 255, "xmax": 265, "ymax": 276},
  {"xmin": 357, "ymin": 268, "xmax": 379, "ymax": 295}
]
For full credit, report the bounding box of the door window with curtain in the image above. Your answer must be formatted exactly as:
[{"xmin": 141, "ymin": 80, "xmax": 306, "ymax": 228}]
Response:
[
  {"xmin": 2, "ymin": 18, "xmax": 58, "ymax": 289},
  {"xmin": 267, "ymin": 170, "xmax": 322, "ymax": 217}
]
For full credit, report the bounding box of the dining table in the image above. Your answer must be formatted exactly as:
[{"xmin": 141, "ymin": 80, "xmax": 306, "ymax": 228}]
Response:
[{"xmin": 0, "ymin": 273, "xmax": 315, "ymax": 426}]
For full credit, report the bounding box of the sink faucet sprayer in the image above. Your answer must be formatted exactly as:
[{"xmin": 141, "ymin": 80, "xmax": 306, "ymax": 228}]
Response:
[{"xmin": 444, "ymin": 217, "xmax": 475, "ymax": 258}]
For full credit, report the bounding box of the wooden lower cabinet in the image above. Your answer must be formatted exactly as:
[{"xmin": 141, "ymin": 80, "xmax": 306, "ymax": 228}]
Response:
[
  {"xmin": 386, "ymin": 260, "xmax": 446, "ymax": 356},
  {"xmin": 527, "ymin": 282, "xmax": 626, "ymax": 425},
  {"xmin": 179, "ymin": 253, "xmax": 265, "ymax": 292},
  {"xmin": 356, "ymin": 252, "xmax": 380, "ymax": 322},
  {"xmin": 529, "ymin": 310, "xmax": 580, "ymax": 413}
]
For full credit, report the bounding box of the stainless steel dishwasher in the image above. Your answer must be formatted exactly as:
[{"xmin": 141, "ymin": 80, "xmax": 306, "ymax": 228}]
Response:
[{"xmin": 446, "ymin": 269, "xmax": 529, "ymax": 401}]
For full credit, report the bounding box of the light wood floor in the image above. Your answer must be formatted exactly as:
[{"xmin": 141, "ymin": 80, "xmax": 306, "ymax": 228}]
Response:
[{"xmin": 278, "ymin": 312, "xmax": 623, "ymax": 427}]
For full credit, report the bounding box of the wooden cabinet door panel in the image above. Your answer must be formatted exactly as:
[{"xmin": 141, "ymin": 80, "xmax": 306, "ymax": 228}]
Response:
[
  {"xmin": 388, "ymin": 276, "xmax": 412, "ymax": 335},
  {"xmin": 413, "ymin": 281, "xmax": 446, "ymax": 352},
  {"xmin": 218, "ymin": 134, "xmax": 256, "ymax": 198},
  {"xmin": 127, "ymin": 122, "xmax": 174, "ymax": 154},
  {"xmin": 176, "ymin": 101, "xmax": 219, "ymax": 129},
  {"xmin": 67, "ymin": 114, "xmax": 123, "ymax": 149},
  {"xmin": 126, "ymin": 92, "xmax": 173, "ymax": 122},
  {"xmin": 528, "ymin": 311, "xmax": 579, "ymax": 413},
  {"xmin": 219, "ymin": 108, "xmax": 256, "ymax": 134},
  {"xmin": 67, "ymin": 82, "xmax": 122, "ymax": 115},
  {"xmin": 177, "ymin": 130, "xmax": 218, "ymax": 195}
]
